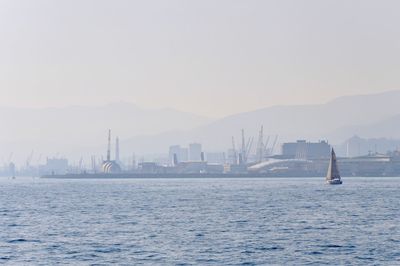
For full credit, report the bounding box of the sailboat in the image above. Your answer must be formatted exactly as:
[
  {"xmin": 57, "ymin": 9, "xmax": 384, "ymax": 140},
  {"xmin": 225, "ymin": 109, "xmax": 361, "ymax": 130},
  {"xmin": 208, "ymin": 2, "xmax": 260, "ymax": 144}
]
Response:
[{"xmin": 326, "ymin": 148, "xmax": 343, "ymax": 185}]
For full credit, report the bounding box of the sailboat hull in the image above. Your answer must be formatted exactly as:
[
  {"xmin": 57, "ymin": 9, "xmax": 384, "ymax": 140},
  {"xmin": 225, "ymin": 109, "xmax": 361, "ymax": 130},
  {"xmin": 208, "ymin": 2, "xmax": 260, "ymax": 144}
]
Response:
[{"xmin": 326, "ymin": 179, "xmax": 343, "ymax": 185}]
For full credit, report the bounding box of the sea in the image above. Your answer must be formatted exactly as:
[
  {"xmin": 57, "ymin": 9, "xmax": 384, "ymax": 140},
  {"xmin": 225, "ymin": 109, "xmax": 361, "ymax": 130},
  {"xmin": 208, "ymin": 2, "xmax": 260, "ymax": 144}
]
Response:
[{"xmin": 0, "ymin": 177, "xmax": 399, "ymax": 265}]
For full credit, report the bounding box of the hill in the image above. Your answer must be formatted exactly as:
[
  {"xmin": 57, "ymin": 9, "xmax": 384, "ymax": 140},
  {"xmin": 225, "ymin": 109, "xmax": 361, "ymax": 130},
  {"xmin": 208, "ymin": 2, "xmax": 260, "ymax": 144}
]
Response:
[{"xmin": 120, "ymin": 90, "xmax": 400, "ymax": 155}]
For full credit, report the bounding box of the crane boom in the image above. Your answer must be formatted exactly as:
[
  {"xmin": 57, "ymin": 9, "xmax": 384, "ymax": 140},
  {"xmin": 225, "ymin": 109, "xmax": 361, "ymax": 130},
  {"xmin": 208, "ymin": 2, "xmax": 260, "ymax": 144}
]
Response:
[
  {"xmin": 270, "ymin": 135, "xmax": 279, "ymax": 155},
  {"xmin": 231, "ymin": 136, "xmax": 238, "ymax": 165}
]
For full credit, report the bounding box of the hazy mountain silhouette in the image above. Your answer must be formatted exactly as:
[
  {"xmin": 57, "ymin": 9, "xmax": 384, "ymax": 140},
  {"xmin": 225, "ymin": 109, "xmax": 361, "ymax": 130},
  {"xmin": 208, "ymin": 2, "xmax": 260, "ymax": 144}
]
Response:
[
  {"xmin": 0, "ymin": 102, "xmax": 210, "ymax": 164},
  {"xmin": 3, "ymin": 90, "xmax": 400, "ymax": 165},
  {"xmin": 330, "ymin": 114, "xmax": 400, "ymax": 142},
  {"xmin": 120, "ymin": 90, "xmax": 400, "ymax": 156},
  {"xmin": 333, "ymin": 135, "xmax": 400, "ymax": 158}
]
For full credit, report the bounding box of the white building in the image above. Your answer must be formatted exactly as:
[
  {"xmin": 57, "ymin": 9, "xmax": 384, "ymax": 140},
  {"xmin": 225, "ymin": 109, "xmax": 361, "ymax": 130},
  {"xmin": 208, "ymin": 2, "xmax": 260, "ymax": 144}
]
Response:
[
  {"xmin": 169, "ymin": 145, "xmax": 189, "ymax": 165},
  {"xmin": 189, "ymin": 143, "xmax": 202, "ymax": 162}
]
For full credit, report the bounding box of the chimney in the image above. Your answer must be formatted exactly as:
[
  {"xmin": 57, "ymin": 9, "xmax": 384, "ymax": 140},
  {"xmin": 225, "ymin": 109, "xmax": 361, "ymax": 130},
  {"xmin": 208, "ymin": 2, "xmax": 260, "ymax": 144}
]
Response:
[
  {"xmin": 115, "ymin": 137, "xmax": 120, "ymax": 163},
  {"xmin": 107, "ymin": 129, "xmax": 111, "ymax": 161}
]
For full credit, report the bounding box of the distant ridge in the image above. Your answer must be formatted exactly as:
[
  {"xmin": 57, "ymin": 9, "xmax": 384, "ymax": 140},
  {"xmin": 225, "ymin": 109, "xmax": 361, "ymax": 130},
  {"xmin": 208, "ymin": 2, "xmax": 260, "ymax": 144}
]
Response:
[
  {"xmin": 0, "ymin": 102, "xmax": 211, "ymax": 164},
  {"xmin": 120, "ymin": 90, "xmax": 400, "ymax": 154},
  {"xmin": 2, "ymin": 90, "xmax": 400, "ymax": 164}
]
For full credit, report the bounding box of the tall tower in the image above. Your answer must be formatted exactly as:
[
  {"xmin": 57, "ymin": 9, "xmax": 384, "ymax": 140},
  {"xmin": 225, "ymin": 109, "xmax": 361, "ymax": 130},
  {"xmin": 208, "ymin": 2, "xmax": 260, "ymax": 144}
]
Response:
[
  {"xmin": 115, "ymin": 137, "xmax": 120, "ymax": 163},
  {"xmin": 256, "ymin": 126, "xmax": 264, "ymax": 162},
  {"xmin": 107, "ymin": 129, "xmax": 111, "ymax": 161},
  {"xmin": 241, "ymin": 129, "xmax": 246, "ymax": 164}
]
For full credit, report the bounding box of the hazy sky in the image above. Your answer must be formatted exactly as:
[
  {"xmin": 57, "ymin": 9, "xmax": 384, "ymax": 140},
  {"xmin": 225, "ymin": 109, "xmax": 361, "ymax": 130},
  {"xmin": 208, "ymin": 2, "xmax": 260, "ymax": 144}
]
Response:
[{"xmin": 1, "ymin": 0, "xmax": 399, "ymax": 117}]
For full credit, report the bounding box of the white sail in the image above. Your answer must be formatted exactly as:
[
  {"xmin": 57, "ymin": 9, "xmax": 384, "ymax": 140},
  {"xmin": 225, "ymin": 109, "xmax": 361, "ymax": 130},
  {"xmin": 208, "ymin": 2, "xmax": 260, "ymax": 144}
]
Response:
[{"xmin": 326, "ymin": 148, "xmax": 341, "ymax": 181}]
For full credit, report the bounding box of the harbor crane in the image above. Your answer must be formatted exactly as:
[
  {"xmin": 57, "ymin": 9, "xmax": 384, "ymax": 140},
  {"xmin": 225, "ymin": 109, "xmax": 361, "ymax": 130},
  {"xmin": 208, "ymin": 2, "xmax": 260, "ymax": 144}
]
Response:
[
  {"xmin": 241, "ymin": 129, "xmax": 246, "ymax": 163},
  {"xmin": 241, "ymin": 129, "xmax": 254, "ymax": 164},
  {"xmin": 245, "ymin": 137, "xmax": 254, "ymax": 163},
  {"xmin": 270, "ymin": 135, "xmax": 279, "ymax": 155},
  {"xmin": 26, "ymin": 150, "xmax": 34, "ymax": 168},
  {"xmin": 231, "ymin": 136, "xmax": 238, "ymax": 165},
  {"xmin": 264, "ymin": 135, "xmax": 271, "ymax": 157},
  {"xmin": 36, "ymin": 154, "xmax": 42, "ymax": 165}
]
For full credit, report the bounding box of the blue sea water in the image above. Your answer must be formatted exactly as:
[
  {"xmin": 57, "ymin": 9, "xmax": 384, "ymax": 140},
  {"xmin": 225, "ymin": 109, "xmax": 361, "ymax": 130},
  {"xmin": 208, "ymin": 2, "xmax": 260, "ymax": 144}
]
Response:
[{"xmin": 0, "ymin": 177, "xmax": 399, "ymax": 265}]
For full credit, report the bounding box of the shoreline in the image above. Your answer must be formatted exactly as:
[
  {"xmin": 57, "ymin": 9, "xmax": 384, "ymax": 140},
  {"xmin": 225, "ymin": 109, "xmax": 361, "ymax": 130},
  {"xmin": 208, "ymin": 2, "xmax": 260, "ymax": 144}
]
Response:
[{"xmin": 40, "ymin": 173, "xmax": 400, "ymax": 179}]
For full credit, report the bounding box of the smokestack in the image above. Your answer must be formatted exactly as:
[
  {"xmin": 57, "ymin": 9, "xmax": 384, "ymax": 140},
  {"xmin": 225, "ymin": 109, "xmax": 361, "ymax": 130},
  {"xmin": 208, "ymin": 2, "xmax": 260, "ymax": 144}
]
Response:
[
  {"xmin": 115, "ymin": 137, "xmax": 120, "ymax": 163},
  {"xmin": 107, "ymin": 129, "xmax": 111, "ymax": 161}
]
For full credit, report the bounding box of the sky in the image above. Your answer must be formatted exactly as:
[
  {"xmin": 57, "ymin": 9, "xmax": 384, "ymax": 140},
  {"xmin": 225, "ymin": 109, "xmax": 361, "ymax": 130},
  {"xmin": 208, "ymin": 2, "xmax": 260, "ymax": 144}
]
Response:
[{"xmin": 0, "ymin": 0, "xmax": 400, "ymax": 117}]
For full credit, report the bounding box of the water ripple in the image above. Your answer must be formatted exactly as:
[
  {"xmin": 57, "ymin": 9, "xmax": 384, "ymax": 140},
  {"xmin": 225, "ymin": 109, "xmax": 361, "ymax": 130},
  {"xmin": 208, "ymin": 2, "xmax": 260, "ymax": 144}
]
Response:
[{"xmin": 0, "ymin": 177, "xmax": 399, "ymax": 264}]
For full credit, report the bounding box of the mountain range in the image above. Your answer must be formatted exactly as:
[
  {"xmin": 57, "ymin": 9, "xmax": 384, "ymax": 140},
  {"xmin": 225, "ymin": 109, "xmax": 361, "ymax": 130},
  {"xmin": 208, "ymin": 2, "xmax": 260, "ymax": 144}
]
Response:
[
  {"xmin": 120, "ymin": 90, "xmax": 400, "ymax": 156},
  {"xmin": 0, "ymin": 103, "xmax": 210, "ymax": 164},
  {"xmin": 2, "ymin": 90, "xmax": 400, "ymax": 165}
]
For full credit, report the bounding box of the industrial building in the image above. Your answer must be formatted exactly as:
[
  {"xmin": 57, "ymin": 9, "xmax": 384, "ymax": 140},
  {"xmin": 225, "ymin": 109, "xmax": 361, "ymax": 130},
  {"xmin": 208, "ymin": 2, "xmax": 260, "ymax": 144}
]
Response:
[
  {"xmin": 189, "ymin": 143, "xmax": 202, "ymax": 161},
  {"xmin": 38, "ymin": 157, "xmax": 69, "ymax": 175},
  {"xmin": 37, "ymin": 124, "xmax": 400, "ymax": 178},
  {"xmin": 137, "ymin": 162, "xmax": 164, "ymax": 174},
  {"xmin": 169, "ymin": 143, "xmax": 204, "ymax": 165},
  {"xmin": 168, "ymin": 145, "xmax": 189, "ymax": 165},
  {"xmin": 281, "ymin": 140, "xmax": 330, "ymax": 159},
  {"xmin": 206, "ymin": 152, "xmax": 226, "ymax": 164}
]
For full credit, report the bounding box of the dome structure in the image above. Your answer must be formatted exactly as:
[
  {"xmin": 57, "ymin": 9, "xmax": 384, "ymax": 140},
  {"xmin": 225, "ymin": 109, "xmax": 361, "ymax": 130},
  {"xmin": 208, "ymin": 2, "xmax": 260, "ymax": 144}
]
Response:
[
  {"xmin": 102, "ymin": 160, "xmax": 121, "ymax": 173},
  {"xmin": 102, "ymin": 129, "xmax": 122, "ymax": 173}
]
